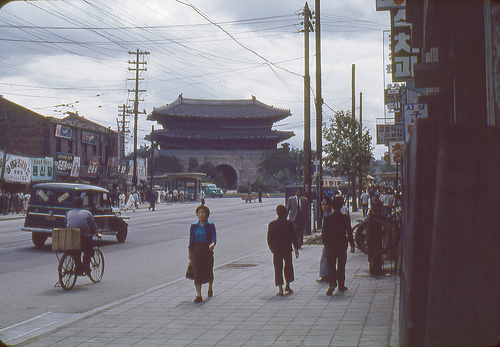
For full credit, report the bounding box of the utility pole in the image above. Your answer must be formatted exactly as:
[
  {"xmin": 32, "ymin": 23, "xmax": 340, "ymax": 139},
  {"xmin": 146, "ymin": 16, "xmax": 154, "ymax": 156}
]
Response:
[
  {"xmin": 302, "ymin": 2, "xmax": 313, "ymax": 204},
  {"xmin": 128, "ymin": 49, "xmax": 149, "ymax": 191},
  {"xmin": 117, "ymin": 104, "xmax": 131, "ymax": 160},
  {"xmin": 351, "ymin": 64, "xmax": 358, "ymax": 212},
  {"xmin": 150, "ymin": 125, "xmax": 155, "ymax": 190},
  {"xmin": 315, "ymin": 0, "xmax": 323, "ymax": 228},
  {"xmin": 359, "ymin": 92, "xmax": 364, "ymax": 199}
]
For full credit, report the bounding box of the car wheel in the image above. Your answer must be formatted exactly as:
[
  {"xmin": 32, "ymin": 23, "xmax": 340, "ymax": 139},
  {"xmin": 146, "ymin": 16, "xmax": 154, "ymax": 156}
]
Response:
[
  {"xmin": 209, "ymin": 193, "xmax": 216, "ymax": 198},
  {"xmin": 32, "ymin": 232, "xmax": 48, "ymax": 248},
  {"xmin": 116, "ymin": 224, "xmax": 128, "ymax": 243}
]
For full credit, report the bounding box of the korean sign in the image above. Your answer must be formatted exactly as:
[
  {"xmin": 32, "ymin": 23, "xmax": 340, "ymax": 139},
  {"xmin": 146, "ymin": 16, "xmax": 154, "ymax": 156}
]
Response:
[
  {"xmin": 32, "ymin": 157, "xmax": 54, "ymax": 181},
  {"xmin": 389, "ymin": 141, "xmax": 404, "ymax": 165},
  {"xmin": 0, "ymin": 150, "xmax": 4, "ymax": 179},
  {"xmin": 403, "ymin": 103, "xmax": 428, "ymax": 142},
  {"xmin": 56, "ymin": 153, "xmax": 77, "ymax": 176},
  {"xmin": 4, "ymin": 154, "xmax": 31, "ymax": 183},
  {"xmin": 377, "ymin": 124, "xmax": 404, "ymax": 144},
  {"xmin": 376, "ymin": 0, "xmax": 405, "ymax": 11},
  {"xmin": 87, "ymin": 156, "xmax": 100, "ymax": 177},
  {"xmin": 390, "ymin": 8, "xmax": 420, "ymax": 82}
]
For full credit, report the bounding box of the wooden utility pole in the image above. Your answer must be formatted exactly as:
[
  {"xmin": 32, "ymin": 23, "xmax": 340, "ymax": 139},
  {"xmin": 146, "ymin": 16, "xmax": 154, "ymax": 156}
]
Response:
[
  {"xmin": 315, "ymin": 0, "xmax": 323, "ymax": 228},
  {"xmin": 150, "ymin": 125, "xmax": 155, "ymax": 190},
  {"xmin": 127, "ymin": 49, "xmax": 149, "ymax": 191},
  {"xmin": 303, "ymin": 2, "xmax": 313, "ymax": 203},
  {"xmin": 359, "ymin": 92, "xmax": 364, "ymax": 197},
  {"xmin": 351, "ymin": 64, "xmax": 358, "ymax": 212},
  {"xmin": 117, "ymin": 104, "xmax": 131, "ymax": 160}
]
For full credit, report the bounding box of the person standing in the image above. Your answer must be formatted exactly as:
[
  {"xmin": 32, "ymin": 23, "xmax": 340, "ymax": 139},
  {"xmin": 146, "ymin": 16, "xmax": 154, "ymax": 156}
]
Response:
[
  {"xmin": 65, "ymin": 197, "xmax": 97, "ymax": 275},
  {"xmin": 360, "ymin": 189, "xmax": 370, "ymax": 217},
  {"xmin": 268, "ymin": 204, "xmax": 299, "ymax": 296},
  {"xmin": 1, "ymin": 190, "xmax": 9, "ymax": 215},
  {"xmin": 316, "ymin": 197, "xmax": 333, "ymax": 283},
  {"xmin": 286, "ymin": 187, "xmax": 310, "ymax": 248},
  {"xmin": 188, "ymin": 205, "xmax": 216, "ymax": 303},
  {"xmin": 258, "ymin": 188, "xmax": 263, "ymax": 203},
  {"xmin": 199, "ymin": 189, "xmax": 205, "ymax": 206},
  {"xmin": 322, "ymin": 196, "xmax": 355, "ymax": 295}
]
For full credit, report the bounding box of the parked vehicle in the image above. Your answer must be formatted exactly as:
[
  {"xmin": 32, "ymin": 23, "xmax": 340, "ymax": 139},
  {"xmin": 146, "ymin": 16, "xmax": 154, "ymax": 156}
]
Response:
[
  {"xmin": 203, "ymin": 184, "xmax": 224, "ymax": 198},
  {"xmin": 22, "ymin": 182, "xmax": 129, "ymax": 248}
]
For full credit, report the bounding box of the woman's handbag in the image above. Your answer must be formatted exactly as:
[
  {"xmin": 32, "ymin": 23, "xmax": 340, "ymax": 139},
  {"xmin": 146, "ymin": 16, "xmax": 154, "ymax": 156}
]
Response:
[{"xmin": 185, "ymin": 261, "xmax": 194, "ymax": 280}]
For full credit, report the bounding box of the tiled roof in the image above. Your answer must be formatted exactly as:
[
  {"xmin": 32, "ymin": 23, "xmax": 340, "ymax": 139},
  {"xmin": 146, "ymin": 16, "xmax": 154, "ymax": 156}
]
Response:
[
  {"xmin": 150, "ymin": 129, "xmax": 294, "ymax": 141},
  {"xmin": 148, "ymin": 95, "xmax": 291, "ymax": 121}
]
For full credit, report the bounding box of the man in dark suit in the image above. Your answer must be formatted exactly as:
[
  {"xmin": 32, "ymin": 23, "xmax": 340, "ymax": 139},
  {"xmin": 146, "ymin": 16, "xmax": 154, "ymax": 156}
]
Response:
[
  {"xmin": 268, "ymin": 204, "xmax": 300, "ymax": 296},
  {"xmin": 286, "ymin": 187, "xmax": 310, "ymax": 248},
  {"xmin": 322, "ymin": 196, "xmax": 355, "ymax": 295}
]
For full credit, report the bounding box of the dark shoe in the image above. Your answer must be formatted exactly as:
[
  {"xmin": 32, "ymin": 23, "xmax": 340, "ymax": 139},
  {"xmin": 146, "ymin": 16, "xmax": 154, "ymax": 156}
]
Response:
[
  {"xmin": 316, "ymin": 277, "xmax": 327, "ymax": 283},
  {"xmin": 285, "ymin": 285, "xmax": 293, "ymax": 293},
  {"xmin": 277, "ymin": 287, "xmax": 284, "ymax": 296},
  {"xmin": 326, "ymin": 286, "xmax": 336, "ymax": 296},
  {"xmin": 207, "ymin": 288, "xmax": 213, "ymax": 297},
  {"xmin": 338, "ymin": 285, "xmax": 348, "ymax": 292},
  {"xmin": 194, "ymin": 296, "xmax": 202, "ymax": 303}
]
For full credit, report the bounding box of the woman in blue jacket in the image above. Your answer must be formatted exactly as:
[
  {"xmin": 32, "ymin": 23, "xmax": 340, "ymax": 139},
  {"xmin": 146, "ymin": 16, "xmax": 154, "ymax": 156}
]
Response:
[{"xmin": 188, "ymin": 205, "xmax": 216, "ymax": 303}]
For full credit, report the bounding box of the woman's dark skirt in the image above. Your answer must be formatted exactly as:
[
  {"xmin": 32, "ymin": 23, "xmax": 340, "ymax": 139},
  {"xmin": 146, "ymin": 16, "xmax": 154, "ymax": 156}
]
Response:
[{"xmin": 191, "ymin": 242, "xmax": 214, "ymax": 285}]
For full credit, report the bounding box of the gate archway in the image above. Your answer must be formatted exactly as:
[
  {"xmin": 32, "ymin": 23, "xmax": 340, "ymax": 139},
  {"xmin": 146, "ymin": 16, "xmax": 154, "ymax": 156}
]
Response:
[{"xmin": 216, "ymin": 164, "xmax": 237, "ymax": 189}]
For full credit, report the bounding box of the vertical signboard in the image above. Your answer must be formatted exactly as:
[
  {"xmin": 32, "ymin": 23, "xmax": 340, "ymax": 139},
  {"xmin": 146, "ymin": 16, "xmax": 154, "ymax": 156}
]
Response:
[
  {"xmin": 403, "ymin": 103, "xmax": 428, "ymax": 141},
  {"xmin": 0, "ymin": 150, "xmax": 5, "ymax": 179},
  {"xmin": 389, "ymin": 141, "xmax": 404, "ymax": 165},
  {"xmin": 4, "ymin": 154, "xmax": 31, "ymax": 183},
  {"xmin": 390, "ymin": 8, "xmax": 420, "ymax": 82},
  {"xmin": 87, "ymin": 156, "xmax": 100, "ymax": 177},
  {"xmin": 32, "ymin": 157, "xmax": 54, "ymax": 181},
  {"xmin": 70, "ymin": 157, "xmax": 80, "ymax": 178}
]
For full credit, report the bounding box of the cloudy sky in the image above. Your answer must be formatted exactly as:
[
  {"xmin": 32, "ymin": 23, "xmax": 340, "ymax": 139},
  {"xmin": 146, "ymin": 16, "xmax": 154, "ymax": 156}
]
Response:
[{"xmin": 0, "ymin": 0, "xmax": 391, "ymax": 159}]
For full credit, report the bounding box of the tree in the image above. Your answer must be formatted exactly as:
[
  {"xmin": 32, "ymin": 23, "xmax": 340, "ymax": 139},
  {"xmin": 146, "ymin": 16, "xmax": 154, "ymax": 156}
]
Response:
[
  {"xmin": 124, "ymin": 144, "xmax": 151, "ymax": 160},
  {"xmin": 323, "ymin": 110, "xmax": 373, "ymax": 202},
  {"xmin": 187, "ymin": 157, "xmax": 199, "ymax": 172},
  {"xmin": 153, "ymin": 155, "xmax": 184, "ymax": 174}
]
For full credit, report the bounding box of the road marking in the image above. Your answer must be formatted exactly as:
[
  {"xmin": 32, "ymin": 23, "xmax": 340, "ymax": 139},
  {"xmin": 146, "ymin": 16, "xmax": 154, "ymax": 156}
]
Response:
[{"xmin": 0, "ymin": 311, "xmax": 79, "ymax": 343}]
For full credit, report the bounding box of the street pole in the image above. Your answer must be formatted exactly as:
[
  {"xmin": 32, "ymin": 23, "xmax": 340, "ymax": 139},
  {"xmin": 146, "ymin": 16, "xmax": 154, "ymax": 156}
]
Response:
[
  {"xmin": 359, "ymin": 91, "xmax": 364, "ymax": 197},
  {"xmin": 315, "ymin": 0, "xmax": 323, "ymax": 228},
  {"xmin": 303, "ymin": 2, "xmax": 313, "ymax": 204},
  {"xmin": 351, "ymin": 64, "xmax": 358, "ymax": 212},
  {"xmin": 150, "ymin": 125, "xmax": 155, "ymax": 190}
]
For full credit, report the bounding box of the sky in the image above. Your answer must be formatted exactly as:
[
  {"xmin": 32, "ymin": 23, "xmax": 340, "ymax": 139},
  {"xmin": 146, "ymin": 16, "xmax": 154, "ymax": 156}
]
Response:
[{"xmin": 0, "ymin": 0, "xmax": 391, "ymax": 160}]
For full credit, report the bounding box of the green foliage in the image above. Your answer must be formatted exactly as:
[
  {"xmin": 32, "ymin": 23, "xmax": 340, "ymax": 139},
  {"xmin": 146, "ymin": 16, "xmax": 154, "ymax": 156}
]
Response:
[
  {"xmin": 124, "ymin": 144, "xmax": 151, "ymax": 160},
  {"xmin": 323, "ymin": 110, "xmax": 374, "ymax": 177},
  {"xmin": 153, "ymin": 155, "xmax": 184, "ymax": 174},
  {"xmin": 197, "ymin": 162, "xmax": 217, "ymax": 178},
  {"xmin": 213, "ymin": 171, "xmax": 227, "ymax": 190},
  {"xmin": 237, "ymin": 185, "xmax": 251, "ymax": 193},
  {"xmin": 187, "ymin": 157, "xmax": 199, "ymax": 172}
]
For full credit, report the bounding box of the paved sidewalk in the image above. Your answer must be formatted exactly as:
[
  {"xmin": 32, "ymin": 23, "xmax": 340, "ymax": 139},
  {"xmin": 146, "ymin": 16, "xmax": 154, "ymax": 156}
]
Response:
[{"xmin": 4, "ymin": 210, "xmax": 399, "ymax": 347}]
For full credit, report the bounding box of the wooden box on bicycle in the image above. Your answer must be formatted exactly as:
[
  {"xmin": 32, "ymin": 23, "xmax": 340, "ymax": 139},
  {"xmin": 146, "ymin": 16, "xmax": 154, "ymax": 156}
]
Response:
[{"xmin": 52, "ymin": 228, "xmax": 81, "ymax": 251}]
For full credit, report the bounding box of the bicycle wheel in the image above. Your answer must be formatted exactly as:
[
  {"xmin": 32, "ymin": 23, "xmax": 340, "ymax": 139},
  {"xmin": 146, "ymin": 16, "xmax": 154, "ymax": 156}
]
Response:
[
  {"xmin": 88, "ymin": 248, "xmax": 104, "ymax": 283},
  {"xmin": 355, "ymin": 219, "xmax": 394, "ymax": 257},
  {"xmin": 58, "ymin": 252, "xmax": 77, "ymax": 291}
]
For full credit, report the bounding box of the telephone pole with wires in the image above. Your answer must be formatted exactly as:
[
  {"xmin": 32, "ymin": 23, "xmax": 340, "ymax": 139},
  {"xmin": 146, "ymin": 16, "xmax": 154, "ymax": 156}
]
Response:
[
  {"xmin": 301, "ymin": 2, "xmax": 314, "ymax": 204},
  {"xmin": 117, "ymin": 104, "xmax": 131, "ymax": 160},
  {"xmin": 314, "ymin": 0, "xmax": 323, "ymax": 228},
  {"xmin": 127, "ymin": 49, "xmax": 149, "ymax": 191}
]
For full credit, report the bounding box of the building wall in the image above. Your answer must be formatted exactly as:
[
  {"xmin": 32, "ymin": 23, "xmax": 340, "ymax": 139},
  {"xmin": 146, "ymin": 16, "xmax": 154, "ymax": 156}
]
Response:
[
  {"xmin": 0, "ymin": 96, "xmax": 50, "ymax": 157},
  {"xmin": 156, "ymin": 148, "xmax": 268, "ymax": 187}
]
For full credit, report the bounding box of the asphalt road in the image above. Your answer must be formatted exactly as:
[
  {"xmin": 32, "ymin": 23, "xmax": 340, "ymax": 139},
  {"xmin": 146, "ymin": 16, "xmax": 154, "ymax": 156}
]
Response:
[{"xmin": 0, "ymin": 197, "xmax": 284, "ymax": 330}]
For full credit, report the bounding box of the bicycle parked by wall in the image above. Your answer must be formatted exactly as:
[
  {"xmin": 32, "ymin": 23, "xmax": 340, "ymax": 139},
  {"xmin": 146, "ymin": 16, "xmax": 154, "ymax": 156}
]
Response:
[{"xmin": 54, "ymin": 229, "xmax": 105, "ymax": 291}]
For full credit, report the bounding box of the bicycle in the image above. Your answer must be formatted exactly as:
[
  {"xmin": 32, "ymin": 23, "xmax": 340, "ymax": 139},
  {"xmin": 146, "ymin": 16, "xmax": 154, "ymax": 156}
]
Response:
[
  {"xmin": 55, "ymin": 231, "xmax": 105, "ymax": 291},
  {"xmin": 353, "ymin": 207, "xmax": 401, "ymax": 257}
]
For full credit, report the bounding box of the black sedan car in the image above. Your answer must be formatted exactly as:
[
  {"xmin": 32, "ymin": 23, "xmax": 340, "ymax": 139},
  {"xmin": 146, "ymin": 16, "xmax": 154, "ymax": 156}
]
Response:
[{"xmin": 22, "ymin": 182, "xmax": 128, "ymax": 248}]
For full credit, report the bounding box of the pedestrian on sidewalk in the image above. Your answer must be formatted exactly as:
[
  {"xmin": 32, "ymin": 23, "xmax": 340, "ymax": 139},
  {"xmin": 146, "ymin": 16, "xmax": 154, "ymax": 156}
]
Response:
[
  {"xmin": 322, "ymin": 196, "xmax": 355, "ymax": 295},
  {"xmin": 268, "ymin": 204, "xmax": 300, "ymax": 296},
  {"xmin": 286, "ymin": 187, "xmax": 310, "ymax": 248},
  {"xmin": 188, "ymin": 205, "xmax": 216, "ymax": 303},
  {"xmin": 316, "ymin": 196, "xmax": 333, "ymax": 283}
]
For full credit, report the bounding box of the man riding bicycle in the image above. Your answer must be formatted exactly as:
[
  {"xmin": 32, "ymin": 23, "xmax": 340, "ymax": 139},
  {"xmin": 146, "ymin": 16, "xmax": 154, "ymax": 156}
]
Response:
[{"xmin": 65, "ymin": 196, "xmax": 97, "ymax": 276}]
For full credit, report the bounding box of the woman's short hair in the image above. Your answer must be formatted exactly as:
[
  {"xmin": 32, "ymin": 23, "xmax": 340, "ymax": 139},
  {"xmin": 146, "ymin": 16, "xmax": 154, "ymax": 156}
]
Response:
[{"xmin": 196, "ymin": 205, "xmax": 210, "ymax": 217}]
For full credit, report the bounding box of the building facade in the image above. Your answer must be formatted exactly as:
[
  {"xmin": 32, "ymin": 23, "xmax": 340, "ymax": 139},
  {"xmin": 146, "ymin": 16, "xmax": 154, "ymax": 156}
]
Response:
[{"xmin": 147, "ymin": 95, "xmax": 294, "ymax": 188}]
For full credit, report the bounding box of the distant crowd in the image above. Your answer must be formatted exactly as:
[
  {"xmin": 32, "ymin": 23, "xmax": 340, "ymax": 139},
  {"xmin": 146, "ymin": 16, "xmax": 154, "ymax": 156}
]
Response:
[{"xmin": 0, "ymin": 189, "xmax": 30, "ymax": 215}]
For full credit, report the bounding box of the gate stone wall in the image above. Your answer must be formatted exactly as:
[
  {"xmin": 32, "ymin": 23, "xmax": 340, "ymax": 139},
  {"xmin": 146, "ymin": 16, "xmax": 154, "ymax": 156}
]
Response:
[{"xmin": 156, "ymin": 149, "xmax": 267, "ymax": 187}]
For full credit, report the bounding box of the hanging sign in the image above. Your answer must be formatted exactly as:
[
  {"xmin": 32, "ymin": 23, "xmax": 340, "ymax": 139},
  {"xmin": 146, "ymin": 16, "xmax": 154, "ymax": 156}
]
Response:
[
  {"xmin": 55, "ymin": 124, "xmax": 72, "ymax": 139},
  {"xmin": 32, "ymin": 157, "xmax": 54, "ymax": 181},
  {"xmin": 4, "ymin": 154, "xmax": 31, "ymax": 183}
]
